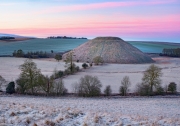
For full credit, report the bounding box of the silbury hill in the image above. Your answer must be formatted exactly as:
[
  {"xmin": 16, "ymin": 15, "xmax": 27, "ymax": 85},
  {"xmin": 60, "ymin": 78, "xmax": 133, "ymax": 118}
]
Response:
[{"xmin": 63, "ymin": 37, "xmax": 154, "ymax": 64}]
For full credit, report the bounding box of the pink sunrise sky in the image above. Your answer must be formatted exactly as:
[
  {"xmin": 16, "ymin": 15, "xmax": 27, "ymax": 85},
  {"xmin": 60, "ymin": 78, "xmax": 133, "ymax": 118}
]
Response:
[{"xmin": 0, "ymin": 0, "xmax": 180, "ymax": 42}]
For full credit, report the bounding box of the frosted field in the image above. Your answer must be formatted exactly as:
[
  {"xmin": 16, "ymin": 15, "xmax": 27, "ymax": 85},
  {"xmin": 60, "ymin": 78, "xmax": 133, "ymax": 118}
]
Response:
[
  {"xmin": 0, "ymin": 57, "xmax": 180, "ymax": 125},
  {"xmin": 0, "ymin": 57, "xmax": 180, "ymax": 93},
  {"xmin": 0, "ymin": 96, "xmax": 180, "ymax": 126}
]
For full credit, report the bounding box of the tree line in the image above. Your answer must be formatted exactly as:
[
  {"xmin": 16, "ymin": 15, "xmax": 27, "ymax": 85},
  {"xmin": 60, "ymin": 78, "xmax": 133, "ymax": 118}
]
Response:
[
  {"xmin": 13, "ymin": 49, "xmax": 49, "ymax": 58},
  {"xmin": 160, "ymin": 48, "xmax": 180, "ymax": 57},
  {"xmin": 0, "ymin": 36, "xmax": 15, "ymax": 40},
  {"xmin": 1, "ymin": 60, "xmax": 177, "ymax": 96},
  {"xmin": 47, "ymin": 36, "xmax": 87, "ymax": 39}
]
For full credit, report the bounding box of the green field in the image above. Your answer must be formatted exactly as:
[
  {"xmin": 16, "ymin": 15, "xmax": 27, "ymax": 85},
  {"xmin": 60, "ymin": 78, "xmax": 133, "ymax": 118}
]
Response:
[{"xmin": 0, "ymin": 39, "xmax": 179, "ymax": 55}]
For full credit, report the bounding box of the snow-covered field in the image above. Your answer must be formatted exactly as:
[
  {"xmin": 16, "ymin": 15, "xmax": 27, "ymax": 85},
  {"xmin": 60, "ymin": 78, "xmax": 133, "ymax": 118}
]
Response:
[
  {"xmin": 0, "ymin": 96, "xmax": 180, "ymax": 126},
  {"xmin": 0, "ymin": 57, "xmax": 180, "ymax": 93}
]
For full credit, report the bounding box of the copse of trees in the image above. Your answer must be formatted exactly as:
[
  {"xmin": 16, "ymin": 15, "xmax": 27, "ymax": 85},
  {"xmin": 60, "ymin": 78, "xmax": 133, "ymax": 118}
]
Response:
[
  {"xmin": 0, "ymin": 36, "xmax": 15, "ymax": 40},
  {"xmin": 16, "ymin": 59, "xmax": 68, "ymax": 96},
  {"xmin": 160, "ymin": 48, "xmax": 180, "ymax": 57},
  {"xmin": 13, "ymin": 49, "xmax": 24, "ymax": 57},
  {"xmin": 47, "ymin": 36, "xmax": 87, "ymax": 39},
  {"xmin": 13, "ymin": 50, "xmax": 49, "ymax": 58}
]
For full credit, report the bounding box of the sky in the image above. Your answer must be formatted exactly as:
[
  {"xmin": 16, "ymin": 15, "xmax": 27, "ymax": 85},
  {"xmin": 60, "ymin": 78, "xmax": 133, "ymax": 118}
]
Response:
[{"xmin": 0, "ymin": 0, "xmax": 180, "ymax": 42}]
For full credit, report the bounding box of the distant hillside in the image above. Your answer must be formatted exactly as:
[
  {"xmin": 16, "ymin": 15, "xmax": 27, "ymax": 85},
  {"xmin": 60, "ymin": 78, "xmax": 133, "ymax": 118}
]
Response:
[{"xmin": 0, "ymin": 33, "xmax": 36, "ymax": 42}]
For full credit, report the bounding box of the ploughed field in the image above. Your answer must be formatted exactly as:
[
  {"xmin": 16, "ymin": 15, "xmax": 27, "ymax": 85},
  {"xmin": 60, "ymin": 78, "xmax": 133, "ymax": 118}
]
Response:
[{"xmin": 0, "ymin": 96, "xmax": 180, "ymax": 125}]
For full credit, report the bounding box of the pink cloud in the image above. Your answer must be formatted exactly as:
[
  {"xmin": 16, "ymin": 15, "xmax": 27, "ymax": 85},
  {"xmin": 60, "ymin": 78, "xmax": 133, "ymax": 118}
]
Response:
[
  {"xmin": 1, "ymin": 13, "xmax": 179, "ymax": 38},
  {"xmin": 39, "ymin": 0, "xmax": 177, "ymax": 14}
]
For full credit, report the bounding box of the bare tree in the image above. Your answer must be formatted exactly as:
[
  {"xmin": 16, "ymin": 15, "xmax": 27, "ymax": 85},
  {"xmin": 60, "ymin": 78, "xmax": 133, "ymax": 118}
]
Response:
[
  {"xmin": 142, "ymin": 64, "xmax": 162, "ymax": 95},
  {"xmin": 53, "ymin": 79, "xmax": 66, "ymax": 96},
  {"xmin": 120, "ymin": 76, "xmax": 131, "ymax": 96},
  {"xmin": 76, "ymin": 75, "xmax": 102, "ymax": 97},
  {"xmin": 38, "ymin": 75, "xmax": 54, "ymax": 96}
]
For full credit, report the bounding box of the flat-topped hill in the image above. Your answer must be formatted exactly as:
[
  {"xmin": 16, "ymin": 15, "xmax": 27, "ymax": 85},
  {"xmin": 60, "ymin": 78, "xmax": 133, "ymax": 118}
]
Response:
[{"xmin": 63, "ymin": 37, "xmax": 154, "ymax": 64}]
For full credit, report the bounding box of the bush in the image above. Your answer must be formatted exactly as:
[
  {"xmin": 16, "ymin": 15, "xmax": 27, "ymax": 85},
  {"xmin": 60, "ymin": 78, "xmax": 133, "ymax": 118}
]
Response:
[
  {"xmin": 58, "ymin": 71, "xmax": 64, "ymax": 78},
  {"xmin": 104, "ymin": 85, "xmax": 112, "ymax": 96},
  {"xmin": 89, "ymin": 63, "xmax": 93, "ymax": 67},
  {"xmin": 136, "ymin": 83, "xmax": 151, "ymax": 96},
  {"xmin": 64, "ymin": 69, "xmax": 71, "ymax": 76},
  {"xmin": 6, "ymin": 82, "xmax": 15, "ymax": 94},
  {"xmin": 93, "ymin": 56, "xmax": 103, "ymax": 65},
  {"xmin": 168, "ymin": 82, "xmax": 177, "ymax": 94},
  {"xmin": 155, "ymin": 86, "xmax": 164, "ymax": 95},
  {"xmin": 75, "ymin": 66, "xmax": 80, "ymax": 72},
  {"xmin": 76, "ymin": 75, "xmax": 102, "ymax": 97},
  {"xmin": 55, "ymin": 54, "xmax": 62, "ymax": 62},
  {"xmin": 82, "ymin": 63, "xmax": 88, "ymax": 69}
]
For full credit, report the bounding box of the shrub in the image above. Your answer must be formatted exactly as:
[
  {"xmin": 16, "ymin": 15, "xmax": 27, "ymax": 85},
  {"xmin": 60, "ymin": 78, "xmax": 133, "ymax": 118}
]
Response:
[
  {"xmin": 76, "ymin": 75, "xmax": 102, "ymax": 97},
  {"xmin": 82, "ymin": 63, "xmax": 88, "ymax": 69},
  {"xmin": 51, "ymin": 70, "xmax": 64, "ymax": 79},
  {"xmin": 75, "ymin": 66, "xmax": 80, "ymax": 72},
  {"xmin": 104, "ymin": 85, "xmax": 112, "ymax": 96},
  {"xmin": 6, "ymin": 82, "xmax": 15, "ymax": 94},
  {"xmin": 93, "ymin": 56, "xmax": 103, "ymax": 65},
  {"xmin": 58, "ymin": 71, "xmax": 64, "ymax": 78},
  {"xmin": 65, "ymin": 63, "xmax": 79, "ymax": 74},
  {"xmin": 64, "ymin": 69, "xmax": 71, "ymax": 76},
  {"xmin": 55, "ymin": 54, "xmax": 62, "ymax": 62},
  {"xmin": 155, "ymin": 86, "xmax": 164, "ymax": 95},
  {"xmin": 136, "ymin": 83, "xmax": 151, "ymax": 96},
  {"xmin": 168, "ymin": 82, "xmax": 177, "ymax": 94},
  {"xmin": 89, "ymin": 63, "xmax": 93, "ymax": 67},
  {"xmin": 119, "ymin": 76, "xmax": 131, "ymax": 96}
]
